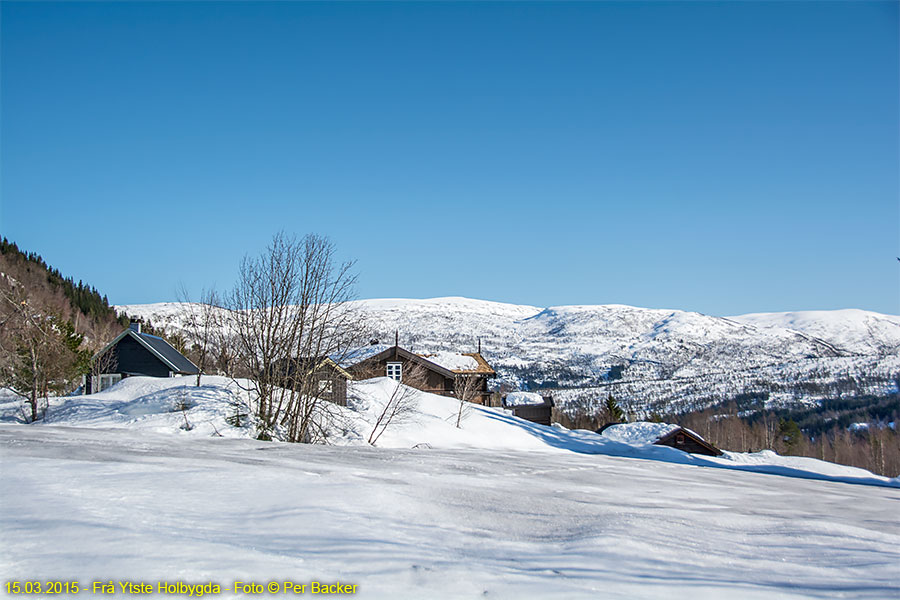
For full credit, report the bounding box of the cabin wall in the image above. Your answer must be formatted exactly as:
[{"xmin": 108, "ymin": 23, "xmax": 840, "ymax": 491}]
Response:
[
  {"xmin": 655, "ymin": 431, "xmax": 722, "ymax": 456},
  {"xmin": 314, "ymin": 370, "xmax": 348, "ymax": 406},
  {"xmin": 86, "ymin": 336, "xmax": 170, "ymax": 394},
  {"xmin": 350, "ymin": 354, "xmax": 491, "ymax": 403},
  {"xmin": 351, "ymin": 355, "xmax": 452, "ymax": 395},
  {"xmin": 509, "ymin": 404, "xmax": 553, "ymax": 426}
]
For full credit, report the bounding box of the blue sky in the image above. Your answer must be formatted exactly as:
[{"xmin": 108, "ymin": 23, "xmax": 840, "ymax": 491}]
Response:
[{"xmin": 1, "ymin": 1, "xmax": 897, "ymax": 315}]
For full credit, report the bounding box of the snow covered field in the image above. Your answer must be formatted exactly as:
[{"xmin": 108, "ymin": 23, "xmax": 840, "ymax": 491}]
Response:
[{"xmin": 2, "ymin": 377, "xmax": 899, "ymax": 599}]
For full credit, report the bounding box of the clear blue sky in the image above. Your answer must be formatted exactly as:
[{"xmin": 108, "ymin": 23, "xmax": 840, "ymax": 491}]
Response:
[{"xmin": 1, "ymin": 1, "xmax": 898, "ymax": 316}]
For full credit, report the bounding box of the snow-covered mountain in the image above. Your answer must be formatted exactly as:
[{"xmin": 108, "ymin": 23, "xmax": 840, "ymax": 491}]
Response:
[{"xmin": 117, "ymin": 297, "xmax": 900, "ymax": 416}]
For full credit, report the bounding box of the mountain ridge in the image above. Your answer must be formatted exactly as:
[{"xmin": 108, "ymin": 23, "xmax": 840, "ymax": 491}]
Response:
[{"xmin": 116, "ymin": 297, "xmax": 900, "ymax": 416}]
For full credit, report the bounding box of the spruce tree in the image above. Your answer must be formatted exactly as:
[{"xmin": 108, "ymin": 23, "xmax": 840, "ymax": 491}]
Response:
[{"xmin": 605, "ymin": 394, "xmax": 625, "ymax": 423}]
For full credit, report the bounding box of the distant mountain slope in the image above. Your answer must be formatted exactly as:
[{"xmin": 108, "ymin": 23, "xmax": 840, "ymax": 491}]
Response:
[
  {"xmin": 117, "ymin": 297, "xmax": 900, "ymax": 415},
  {"xmin": 731, "ymin": 309, "xmax": 900, "ymax": 356}
]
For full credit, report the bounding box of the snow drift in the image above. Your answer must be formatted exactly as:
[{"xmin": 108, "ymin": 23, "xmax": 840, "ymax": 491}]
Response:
[
  {"xmin": 2, "ymin": 377, "xmax": 899, "ymax": 599},
  {"xmin": 2, "ymin": 376, "xmax": 895, "ymax": 488}
]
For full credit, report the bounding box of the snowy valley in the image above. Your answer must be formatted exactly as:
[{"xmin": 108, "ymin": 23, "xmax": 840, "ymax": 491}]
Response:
[{"xmin": 118, "ymin": 297, "xmax": 900, "ymax": 418}]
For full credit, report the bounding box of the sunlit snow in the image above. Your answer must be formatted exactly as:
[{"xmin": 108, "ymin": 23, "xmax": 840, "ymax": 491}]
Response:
[{"xmin": 1, "ymin": 377, "xmax": 898, "ymax": 599}]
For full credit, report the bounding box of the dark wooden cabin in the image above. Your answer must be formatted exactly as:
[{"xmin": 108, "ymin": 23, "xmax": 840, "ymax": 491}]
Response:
[
  {"xmin": 346, "ymin": 344, "xmax": 495, "ymax": 405},
  {"xmin": 655, "ymin": 427, "xmax": 723, "ymax": 456},
  {"xmin": 275, "ymin": 356, "xmax": 352, "ymax": 406},
  {"xmin": 502, "ymin": 393, "xmax": 554, "ymax": 426},
  {"xmin": 86, "ymin": 323, "xmax": 199, "ymax": 394}
]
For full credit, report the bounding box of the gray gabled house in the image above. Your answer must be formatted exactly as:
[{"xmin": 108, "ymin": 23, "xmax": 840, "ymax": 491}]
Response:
[{"xmin": 85, "ymin": 322, "xmax": 199, "ymax": 394}]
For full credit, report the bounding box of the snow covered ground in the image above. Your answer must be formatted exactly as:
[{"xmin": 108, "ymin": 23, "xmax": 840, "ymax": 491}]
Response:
[{"xmin": 2, "ymin": 377, "xmax": 899, "ymax": 598}]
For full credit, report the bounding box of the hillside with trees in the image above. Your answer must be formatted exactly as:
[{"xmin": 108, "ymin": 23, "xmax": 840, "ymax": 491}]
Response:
[{"xmin": 0, "ymin": 238, "xmax": 130, "ymax": 418}]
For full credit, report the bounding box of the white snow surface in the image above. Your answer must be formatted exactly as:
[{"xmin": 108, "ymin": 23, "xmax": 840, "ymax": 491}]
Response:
[
  {"xmin": 7, "ymin": 375, "xmax": 892, "ymax": 488},
  {"xmin": 2, "ymin": 377, "xmax": 899, "ymax": 598},
  {"xmin": 503, "ymin": 391, "xmax": 547, "ymax": 406},
  {"xmin": 600, "ymin": 421, "xmax": 680, "ymax": 445}
]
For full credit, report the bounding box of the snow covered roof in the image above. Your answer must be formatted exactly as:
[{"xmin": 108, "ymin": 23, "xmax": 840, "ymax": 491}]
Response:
[
  {"xmin": 418, "ymin": 352, "xmax": 479, "ymax": 372},
  {"xmin": 599, "ymin": 422, "xmax": 721, "ymax": 456},
  {"xmin": 599, "ymin": 422, "xmax": 681, "ymax": 445},
  {"xmin": 415, "ymin": 351, "xmax": 494, "ymax": 375},
  {"xmin": 339, "ymin": 344, "xmax": 394, "ymax": 367},
  {"xmin": 503, "ymin": 392, "xmax": 547, "ymax": 407}
]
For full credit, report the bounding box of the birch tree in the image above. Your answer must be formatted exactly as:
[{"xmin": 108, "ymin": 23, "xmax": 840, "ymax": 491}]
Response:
[{"xmin": 228, "ymin": 232, "xmax": 363, "ymax": 442}]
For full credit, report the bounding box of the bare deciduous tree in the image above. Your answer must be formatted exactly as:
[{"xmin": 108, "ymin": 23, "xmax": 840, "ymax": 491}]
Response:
[
  {"xmin": 227, "ymin": 232, "xmax": 364, "ymax": 443},
  {"xmin": 0, "ymin": 277, "xmax": 85, "ymax": 421},
  {"xmin": 452, "ymin": 374, "xmax": 482, "ymax": 428},
  {"xmin": 177, "ymin": 285, "xmax": 223, "ymax": 386},
  {"xmin": 367, "ymin": 363, "xmax": 425, "ymax": 445}
]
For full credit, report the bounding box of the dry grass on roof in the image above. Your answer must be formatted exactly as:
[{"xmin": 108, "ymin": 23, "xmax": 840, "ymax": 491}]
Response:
[
  {"xmin": 462, "ymin": 353, "xmax": 495, "ymax": 375},
  {"xmin": 416, "ymin": 352, "xmax": 496, "ymax": 375}
]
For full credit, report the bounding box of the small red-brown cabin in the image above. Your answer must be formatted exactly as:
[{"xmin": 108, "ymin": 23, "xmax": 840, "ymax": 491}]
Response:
[
  {"xmin": 597, "ymin": 422, "xmax": 723, "ymax": 457},
  {"xmin": 346, "ymin": 344, "xmax": 495, "ymax": 405},
  {"xmin": 655, "ymin": 427, "xmax": 723, "ymax": 456}
]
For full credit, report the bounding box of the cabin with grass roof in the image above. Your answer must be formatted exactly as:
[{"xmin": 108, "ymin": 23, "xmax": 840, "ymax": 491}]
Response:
[{"xmin": 347, "ymin": 341, "xmax": 496, "ymax": 405}]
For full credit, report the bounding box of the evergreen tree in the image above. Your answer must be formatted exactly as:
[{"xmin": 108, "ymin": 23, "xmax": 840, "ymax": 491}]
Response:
[
  {"xmin": 778, "ymin": 418, "xmax": 802, "ymax": 454},
  {"xmin": 604, "ymin": 394, "xmax": 625, "ymax": 423}
]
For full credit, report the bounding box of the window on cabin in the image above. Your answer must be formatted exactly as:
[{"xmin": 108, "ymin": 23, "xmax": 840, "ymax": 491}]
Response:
[
  {"xmin": 318, "ymin": 380, "xmax": 333, "ymax": 395},
  {"xmin": 676, "ymin": 433, "xmax": 685, "ymax": 445},
  {"xmin": 97, "ymin": 373, "xmax": 122, "ymax": 393},
  {"xmin": 386, "ymin": 362, "xmax": 402, "ymax": 381}
]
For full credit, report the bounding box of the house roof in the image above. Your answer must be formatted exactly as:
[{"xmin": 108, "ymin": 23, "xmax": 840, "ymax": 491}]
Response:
[
  {"xmin": 655, "ymin": 427, "xmax": 723, "ymax": 456},
  {"xmin": 94, "ymin": 329, "xmax": 200, "ymax": 375},
  {"xmin": 319, "ymin": 357, "xmax": 353, "ymax": 379},
  {"xmin": 339, "ymin": 344, "xmax": 394, "ymax": 367},
  {"xmin": 283, "ymin": 356, "xmax": 353, "ymax": 380},
  {"xmin": 137, "ymin": 333, "xmax": 201, "ymax": 374},
  {"xmin": 457, "ymin": 352, "xmax": 495, "ymax": 375},
  {"xmin": 598, "ymin": 422, "xmax": 723, "ymax": 456},
  {"xmin": 418, "ymin": 351, "xmax": 496, "ymax": 375},
  {"xmin": 502, "ymin": 392, "xmax": 548, "ymax": 407}
]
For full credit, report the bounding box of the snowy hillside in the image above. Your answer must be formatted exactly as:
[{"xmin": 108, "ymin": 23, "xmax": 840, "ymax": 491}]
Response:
[
  {"xmin": 117, "ymin": 297, "xmax": 900, "ymax": 415},
  {"xmin": 1, "ymin": 377, "xmax": 898, "ymax": 599},
  {"xmin": 732, "ymin": 309, "xmax": 900, "ymax": 356}
]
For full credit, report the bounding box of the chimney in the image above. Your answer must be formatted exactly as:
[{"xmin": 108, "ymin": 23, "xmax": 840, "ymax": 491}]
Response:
[
  {"xmin": 477, "ymin": 337, "xmax": 481, "ymax": 354},
  {"xmin": 129, "ymin": 320, "xmax": 142, "ymax": 334},
  {"xmin": 394, "ymin": 330, "xmax": 399, "ymax": 347}
]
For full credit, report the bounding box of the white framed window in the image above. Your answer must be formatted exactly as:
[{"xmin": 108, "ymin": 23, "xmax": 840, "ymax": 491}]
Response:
[
  {"xmin": 96, "ymin": 373, "xmax": 122, "ymax": 393},
  {"xmin": 318, "ymin": 380, "xmax": 333, "ymax": 395},
  {"xmin": 386, "ymin": 362, "xmax": 402, "ymax": 382}
]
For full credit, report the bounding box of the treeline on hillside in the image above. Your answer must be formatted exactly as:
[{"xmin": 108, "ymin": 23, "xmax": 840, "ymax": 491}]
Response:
[
  {"xmin": 672, "ymin": 402, "xmax": 900, "ymax": 478},
  {"xmin": 556, "ymin": 396, "xmax": 900, "ymax": 477},
  {"xmin": 1, "ymin": 238, "xmax": 127, "ymax": 327},
  {"xmin": 0, "ymin": 237, "xmax": 130, "ymax": 420}
]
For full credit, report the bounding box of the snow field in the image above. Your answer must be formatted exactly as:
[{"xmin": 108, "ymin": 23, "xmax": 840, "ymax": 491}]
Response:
[
  {"xmin": 2, "ymin": 425, "xmax": 898, "ymax": 599},
  {"xmin": 1, "ymin": 376, "xmax": 898, "ymax": 599}
]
